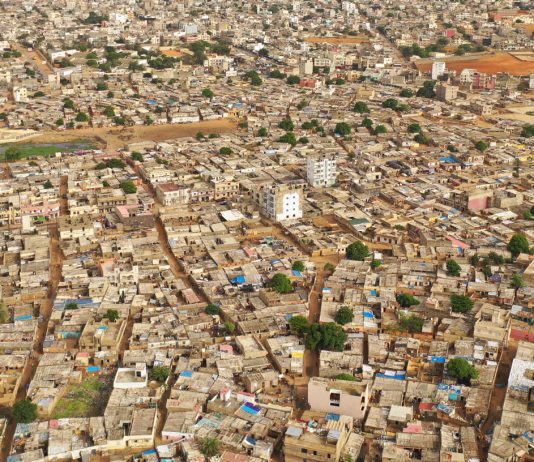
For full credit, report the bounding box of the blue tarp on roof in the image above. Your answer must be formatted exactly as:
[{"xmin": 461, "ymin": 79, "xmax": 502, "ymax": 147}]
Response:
[
  {"xmin": 439, "ymin": 156, "xmax": 458, "ymax": 163},
  {"xmin": 376, "ymin": 372, "xmax": 405, "ymax": 380},
  {"xmin": 371, "ymin": 289, "xmax": 378, "ymax": 296},
  {"xmin": 143, "ymin": 449, "xmax": 157, "ymax": 455},
  {"xmin": 292, "ymin": 270, "xmax": 303, "ymax": 277},
  {"xmin": 430, "ymin": 356, "xmax": 446, "ymax": 363},
  {"xmin": 243, "ymin": 402, "xmax": 261, "ymax": 415},
  {"xmin": 87, "ymin": 366, "xmax": 100, "ymax": 372},
  {"xmin": 271, "ymin": 259, "xmax": 282, "ymax": 264},
  {"xmin": 146, "ymin": 100, "xmax": 157, "ymax": 105},
  {"xmin": 181, "ymin": 370, "xmax": 193, "ymax": 378},
  {"xmin": 326, "ymin": 413, "xmax": 340, "ymax": 421},
  {"xmin": 363, "ymin": 311, "xmax": 374, "ymax": 318},
  {"xmin": 231, "ymin": 275, "xmax": 246, "ymax": 284},
  {"xmin": 14, "ymin": 315, "xmax": 32, "ymax": 321},
  {"xmin": 438, "ymin": 383, "xmax": 450, "ymax": 391}
]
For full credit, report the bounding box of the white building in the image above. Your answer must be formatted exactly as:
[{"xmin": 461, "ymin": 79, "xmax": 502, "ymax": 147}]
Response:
[
  {"xmin": 431, "ymin": 61, "xmax": 446, "ymax": 80},
  {"xmin": 261, "ymin": 184, "xmax": 303, "ymax": 222},
  {"xmin": 307, "ymin": 154, "xmax": 337, "ymax": 187}
]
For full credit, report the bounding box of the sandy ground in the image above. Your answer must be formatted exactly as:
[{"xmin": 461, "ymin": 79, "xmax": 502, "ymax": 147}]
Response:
[
  {"xmin": 416, "ymin": 51, "xmax": 534, "ymax": 76},
  {"xmin": 304, "ymin": 36, "xmax": 369, "ymax": 44},
  {"xmin": 19, "ymin": 118, "xmax": 239, "ymax": 150}
]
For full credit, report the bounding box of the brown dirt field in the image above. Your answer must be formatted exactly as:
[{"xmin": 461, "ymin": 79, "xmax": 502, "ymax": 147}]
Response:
[
  {"xmin": 304, "ymin": 36, "xmax": 369, "ymax": 44},
  {"xmin": 160, "ymin": 49, "xmax": 186, "ymax": 57},
  {"xmin": 416, "ymin": 52, "xmax": 534, "ymax": 76},
  {"xmin": 518, "ymin": 24, "xmax": 534, "ymax": 33},
  {"xmin": 22, "ymin": 118, "xmax": 239, "ymax": 150}
]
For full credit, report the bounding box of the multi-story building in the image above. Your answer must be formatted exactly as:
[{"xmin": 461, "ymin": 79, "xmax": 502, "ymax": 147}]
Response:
[
  {"xmin": 261, "ymin": 183, "xmax": 304, "ymax": 222},
  {"xmin": 284, "ymin": 413, "xmax": 354, "ymax": 462},
  {"xmin": 155, "ymin": 183, "xmax": 190, "ymax": 206},
  {"xmin": 307, "ymin": 155, "xmax": 337, "ymax": 188},
  {"xmin": 431, "ymin": 61, "xmax": 446, "ymax": 80},
  {"xmin": 435, "ymin": 83, "xmax": 459, "ymax": 102}
]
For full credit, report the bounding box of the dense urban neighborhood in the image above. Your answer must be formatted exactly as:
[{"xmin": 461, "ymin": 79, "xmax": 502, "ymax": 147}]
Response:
[{"xmin": 0, "ymin": 0, "xmax": 533, "ymax": 462}]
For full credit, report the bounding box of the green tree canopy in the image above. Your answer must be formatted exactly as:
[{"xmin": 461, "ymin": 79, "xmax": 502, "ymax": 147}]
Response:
[
  {"xmin": 219, "ymin": 147, "xmax": 233, "ymax": 156},
  {"xmin": 291, "ymin": 261, "xmax": 305, "ymax": 272},
  {"xmin": 306, "ymin": 322, "xmax": 347, "ymax": 351},
  {"xmin": 12, "ymin": 399, "xmax": 38, "ymax": 423},
  {"xmin": 205, "ymin": 303, "xmax": 220, "ymax": 315},
  {"xmin": 335, "ymin": 373, "xmax": 356, "ymax": 381},
  {"xmin": 400, "ymin": 88, "xmax": 413, "ymax": 97},
  {"xmin": 447, "ymin": 358, "xmax": 478, "ymax": 385},
  {"xmin": 407, "ymin": 123, "xmax": 421, "ymax": 133},
  {"xmin": 450, "ymin": 294, "xmax": 474, "ymax": 313},
  {"xmin": 446, "ymin": 259, "xmax": 461, "ymax": 276},
  {"xmin": 224, "ymin": 321, "xmax": 236, "ymax": 333},
  {"xmin": 105, "ymin": 309, "xmax": 119, "ymax": 322},
  {"xmin": 286, "ymin": 75, "xmax": 300, "ymax": 85},
  {"xmin": 510, "ymin": 274, "xmax": 525, "ymax": 290},
  {"xmin": 271, "ymin": 273, "xmax": 293, "ymax": 293},
  {"xmin": 396, "ymin": 293, "xmax": 420, "ymax": 307},
  {"xmin": 399, "ymin": 313, "xmax": 424, "ymax": 333},
  {"xmin": 289, "ymin": 315, "xmax": 309, "ymax": 337},
  {"xmin": 335, "ymin": 122, "xmax": 351, "ymax": 136},
  {"xmin": 199, "ymin": 437, "xmax": 220, "ymax": 458},
  {"xmin": 521, "ymin": 124, "xmax": 534, "ymax": 138},
  {"xmin": 202, "ymin": 88, "xmax": 214, "ymax": 99},
  {"xmin": 278, "ymin": 118, "xmax": 294, "ymax": 131},
  {"xmin": 131, "ymin": 152, "xmax": 144, "ymax": 162},
  {"xmin": 475, "ymin": 141, "xmax": 489, "ymax": 152},
  {"xmin": 43, "ymin": 180, "xmax": 53, "ymax": 189},
  {"xmin": 346, "ymin": 241, "xmax": 369, "ymax": 261},
  {"xmin": 353, "ymin": 101, "xmax": 370, "ymax": 114},
  {"xmin": 508, "ymin": 233, "xmax": 530, "ymax": 258},
  {"xmin": 149, "ymin": 365, "xmax": 170, "ymax": 382},
  {"xmin": 334, "ymin": 306, "xmax": 354, "ymax": 325},
  {"xmin": 120, "ymin": 181, "xmax": 137, "ymax": 194}
]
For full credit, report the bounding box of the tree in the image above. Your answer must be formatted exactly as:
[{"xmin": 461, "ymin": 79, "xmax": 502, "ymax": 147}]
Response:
[
  {"xmin": 292, "ymin": 261, "xmax": 305, "ymax": 272},
  {"xmin": 446, "ymin": 259, "xmax": 461, "ymax": 277},
  {"xmin": 374, "ymin": 125, "xmax": 387, "ymax": 135},
  {"xmin": 469, "ymin": 255, "xmax": 480, "ymax": 267},
  {"xmin": 120, "ymin": 181, "xmax": 137, "ymax": 194},
  {"xmin": 75, "ymin": 112, "xmax": 89, "ymax": 123},
  {"xmin": 335, "ymin": 373, "xmax": 356, "ymax": 381},
  {"xmin": 521, "ymin": 124, "xmax": 534, "ymax": 138},
  {"xmin": 219, "ymin": 147, "xmax": 233, "ymax": 156},
  {"xmin": 508, "ymin": 233, "xmax": 530, "ymax": 258},
  {"xmin": 334, "ymin": 306, "xmax": 353, "ymax": 325},
  {"xmin": 0, "ymin": 303, "xmax": 10, "ymax": 323},
  {"xmin": 5, "ymin": 147, "xmax": 22, "ymax": 161},
  {"xmin": 96, "ymin": 82, "xmax": 108, "ymax": 91},
  {"xmin": 407, "ymin": 123, "xmax": 421, "ymax": 133},
  {"xmin": 257, "ymin": 127, "xmax": 268, "ymax": 137},
  {"xmin": 205, "ymin": 303, "xmax": 220, "ymax": 315},
  {"xmin": 416, "ymin": 81, "xmax": 436, "ymax": 99},
  {"xmin": 55, "ymin": 118, "xmax": 64, "ymax": 126},
  {"xmin": 12, "ymin": 399, "xmax": 38, "ymax": 423},
  {"xmin": 381, "ymin": 98, "xmax": 399, "ymax": 110},
  {"xmin": 523, "ymin": 211, "xmax": 532, "ymax": 220},
  {"xmin": 65, "ymin": 302, "xmax": 79, "ymax": 310},
  {"xmin": 306, "ymin": 322, "xmax": 347, "ymax": 351},
  {"xmin": 278, "ymin": 118, "xmax": 294, "ymax": 131},
  {"xmin": 361, "ymin": 118, "xmax": 373, "ymax": 128},
  {"xmin": 400, "ymin": 88, "xmax": 413, "ymax": 97},
  {"xmin": 106, "ymin": 158, "xmax": 125, "ymax": 169},
  {"xmin": 131, "ymin": 152, "xmax": 144, "ymax": 162},
  {"xmin": 269, "ymin": 70, "xmax": 286, "ymax": 79},
  {"xmin": 289, "ymin": 315, "xmax": 309, "ymax": 337},
  {"xmin": 346, "ymin": 241, "xmax": 369, "ymax": 261},
  {"xmin": 450, "ymin": 294, "xmax": 474, "ymax": 313},
  {"xmin": 150, "ymin": 365, "xmax": 170, "ymax": 382},
  {"xmin": 335, "ymin": 122, "xmax": 351, "ymax": 136},
  {"xmin": 475, "ymin": 141, "xmax": 489, "ymax": 152},
  {"xmin": 278, "ymin": 132, "xmax": 297, "ymax": 146},
  {"xmin": 103, "ymin": 106, "xmax": 115, "ymax": 118},
  {"xmin": 370, "ymin": 259, "xmax": 381, "ymax": 269},
  {"xmin": 414, "ymin": 133, "xmax": 432, "ymax": 145},
  {"xmin": 286, "ymin": 75, "xmax": 300, "ymax": 85},
  {"xmin": 105, "ymin": 309, "xmax": 119, "ymax": 322},
  {"xmin": 196, "ymin": 131, "xmax": 205, "ymax": 141},
  {"xmin": 258, "ymin": 48, "xmax": 269, "ymax": 57},
  {"xmin": 199, "ymin": 437, "xmax": 220, "ymax": 458},
  {"xmin": 43, "ymin": 180, "xmax": 53, "ymax": 189},
  {"xmin": 510, "ymin": 274, "xmax": 525, "ymax": 290},
  {"xmin": 353, "ymin": 101, "xmax": 370, "ymax": 114},
  {"xmin": 399, "ymin": 313, "xmax": 424, "ymax": 333},
  {"xmin": 488, "ymin": 252, "xmax": 505, "ymax": 265},
  {"xmin": 202, "ymin": 88, "xmax": 214, "ymax": 99},
  {"xmin": 63, "ymin": 98, "xmax": 75, "ymax": 109},
  {"xmin": 271, "ymin": 273, "xmax": 293, "ymax": 293},
  {"xmin": 324, "ymin": 262, "xmax": 336, "ymax": 273},
  {"xmin": 396, "ymin": 293, "xmax": 419, "ymax": 307},
  {"xmin": 224, "ymin": 321, "xmax": 236, "ymax": 333},
  {"xmin": 447, "ymin": 358, "xmax": 478, "ymax": 385}
]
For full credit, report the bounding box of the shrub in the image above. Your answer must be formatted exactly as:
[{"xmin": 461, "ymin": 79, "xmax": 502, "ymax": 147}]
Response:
[
  {"xmin": 12, "ymin": 399, "xmax": 38, "ymax": 423},
  {"xmin": 334, "ymin": 306, "xmax": 353, "ymax": 325}
]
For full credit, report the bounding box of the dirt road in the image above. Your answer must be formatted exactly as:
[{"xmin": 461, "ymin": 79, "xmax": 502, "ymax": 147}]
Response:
[{"xmin": 21, "ymin": 118, "xmax": 239, "ymax": 150}]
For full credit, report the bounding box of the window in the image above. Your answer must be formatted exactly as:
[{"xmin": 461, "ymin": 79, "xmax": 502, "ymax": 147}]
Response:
[{"xmin": 301, "ymin": 449, "xmax": 307, "ymax": 454}]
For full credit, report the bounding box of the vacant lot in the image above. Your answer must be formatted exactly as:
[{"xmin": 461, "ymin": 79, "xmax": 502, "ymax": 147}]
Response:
[
  {"xmin": 52, "ymin": 377, "xmax": 111, "ymax": 419},
  {"xmin": 416, "ymin": 52, "xmax": 534, "ymax": 76},
  {"xmin": 304, "ymin": 36, "xmax": 369, "ymax": 45},
  {"xmin": 20, "ymin": 118, "xmax": 239, "ymax": 150}
]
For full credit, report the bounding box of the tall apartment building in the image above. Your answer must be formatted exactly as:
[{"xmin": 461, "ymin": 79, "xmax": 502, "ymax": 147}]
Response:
[
  {"xmin": 261, "ymin": 184, "xmax": 303, "ymax": 222},
  {"xmin": 307, "ymin": 155, "xmax": 337, "ymax": 188},
  {"xmin": 431, "ymin": 61, "xmax": 446, "ymax": 80}
]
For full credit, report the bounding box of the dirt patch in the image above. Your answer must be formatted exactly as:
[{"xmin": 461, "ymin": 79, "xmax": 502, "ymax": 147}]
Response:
[
  {"xmin": 416, "ymin": 52, "xmax": 534, "ymax": 76},
  {"xmin": 160, "ymin": 49, "xmax": 186, "ymax": 58},
  {"xmin": 24, "ymin": 118, "xmax": 239, "ymax": 150},
  {"xmin": 304, "ymin": 36, "xmax": 369, "ymax": 45}
]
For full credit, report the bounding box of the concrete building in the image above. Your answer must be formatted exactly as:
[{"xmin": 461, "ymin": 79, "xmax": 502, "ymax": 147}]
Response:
[
  {"xmin": 308, "ymin": 377, "xmax": 369, "ymax": 421},
  {"xmin": 307, "ymin": 154, "xmax": 337, "ymax": 188},
  {"xmin": 261, "ymin": 183, "xmax": 303, "ymax": 222},
  {"xmin": 155, "ymin": 183, "xmax": 190, "ymax": 206},
  {"xmin": 435, "ymin": 83, "xmax": 458, "ymax": 102},
  {"xmin": 431, "ymin": 61, "xmax": 446, "ymax": 80}
]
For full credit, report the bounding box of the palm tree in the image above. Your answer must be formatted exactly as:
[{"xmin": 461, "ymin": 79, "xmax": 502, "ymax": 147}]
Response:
[{"xmin": 199, "ymin": 437, "xmax": 220, "ymax": 458}]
